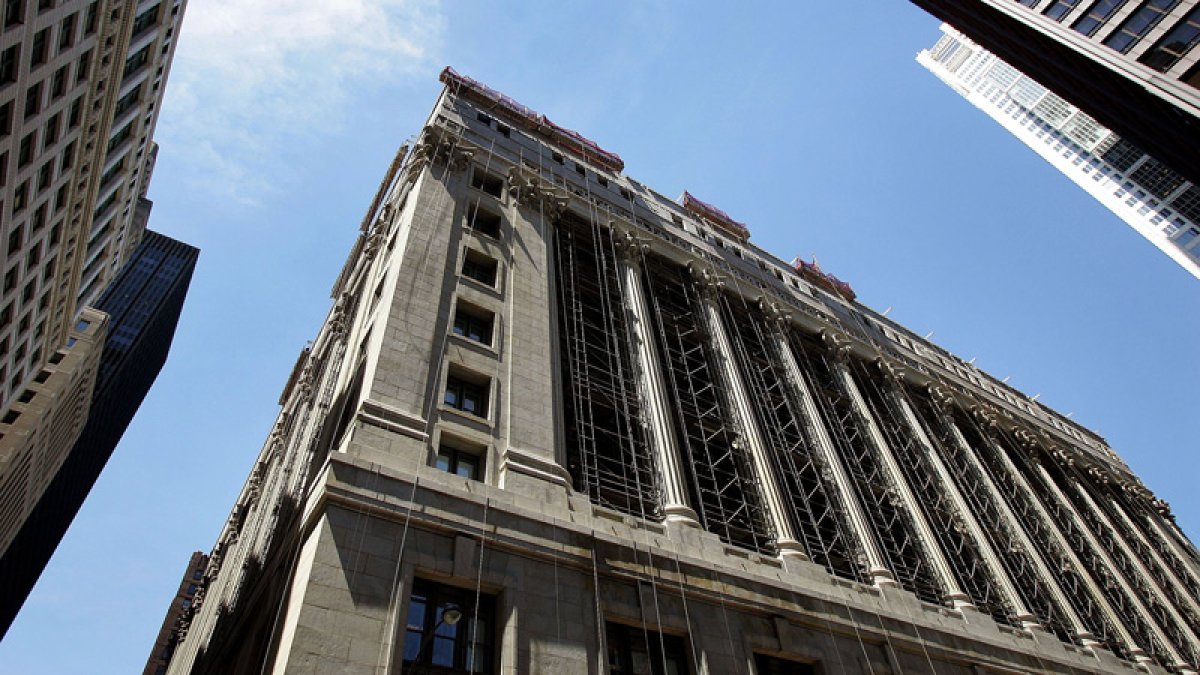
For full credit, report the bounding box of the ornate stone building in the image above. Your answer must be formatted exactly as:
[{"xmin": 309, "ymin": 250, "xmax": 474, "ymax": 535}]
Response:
[{"xmin": 166, "ymin": 69, "xmax": 1200, "ymax": 674}]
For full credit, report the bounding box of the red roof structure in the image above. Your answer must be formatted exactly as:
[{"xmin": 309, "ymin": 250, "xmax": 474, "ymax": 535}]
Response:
[
  {"xmin": 680, "ymin": 191, "xmax": 751, "ymax": 241},
  {"xmin": 792, "ymin": 257, "xmax": 856, "ymax": 302}
]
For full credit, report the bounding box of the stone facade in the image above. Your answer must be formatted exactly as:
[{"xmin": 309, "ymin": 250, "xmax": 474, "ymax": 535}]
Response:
[{"xmin": 167, "ymin": 71, "xmax": 1200, "ymax": 674}]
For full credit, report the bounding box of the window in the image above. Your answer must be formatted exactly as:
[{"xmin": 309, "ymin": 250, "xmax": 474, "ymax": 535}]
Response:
[
  {"xmin": 605, "ymin": 622, "xmax": 689, "ymax": 675},
  {"xmin": 452, "ymin": 302, "xmax": 494, "ymax": 345},
  {"xmin": 1043, "ymin": 0, "xmax": 1083, "ymax": 20},
  {"xmin": 0, "ymin": 101, "xmax": 11, "ymax": 136},
  {"xmin": 461, "ymin": 250, "xmax": 498, "ymax": 287},
  {"xmin": 1102, "ymin": 0, "xmax": 1179, "ymax": 53},
  {"xmin": 1072, "ymin": 0, "xmax": 1127, "ymax": 36},
  {"xmin": 123, "ymin": 45, "xmax": 150, "ymax": 79},
  {"xmin": 0, "ymin": 45, "xmax": 17, "ymax": 84},
  {"xmin": 435, "ymin": 439, "xmax": 485, "ymax": 480},
  {"xmin": 470, "ymin": 167, "xmax": 503, "ymax": 198},
  {"xmin": 476, "ymin": 111, "xmax": 492, "ymax": 125},
  {"xmin": 1130, "ymin": 157, "xmax": 1186, "ymax": 200},
  {"xmin": 75, "ymin": 49, "xmax": 91, "ymax": 83},
  {"xmin": 495, "ymin": 122, "xmax": 510, "ymax": 138},
  {"xmin": 444, "ymin": 371, "xmax": 489, "ymax": 418},
  {"xmin": 31, "ymin": 27, "xmax": 48, "ymax": 65},
  {"xmin": 403, "ymin": 579, "xmax": 494, "ymax": 674},
  {"xmin": 23, "ymin": 81, "xmax": 41, "ymax": 118},
  {"xmin": 50, "ymin": 65, "xmax": 66, "ymax": 99},
  {"xmin": 754, "ymin": 654, "xmax": 816, "ymax": 675},
  {"xmin": 4, "ymin": 0, "xmax": 24, "ymax": 27},
  {"xmin": 58, "ymin": 13, "xmax": 75, "ymax": 51},
  {"xmin": 18, "ymin": 131, "xmax": 33, "ymax": 166},
  {"xmin": 1139, "ymin": 7, "xmax": 1200, "ymax": 71},
  {"xmin": 130, "ymin": 3, "xmax": 158, "ymax": 38},
  {"xmin": 467, "ymin": 203, "xmax": 501, "ymax": 238}
]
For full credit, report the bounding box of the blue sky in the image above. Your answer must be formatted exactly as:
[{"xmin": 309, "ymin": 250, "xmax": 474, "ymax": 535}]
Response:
[{"xmin": 2, "ymin": 1, "xmax": 1197, "ymax": 672}]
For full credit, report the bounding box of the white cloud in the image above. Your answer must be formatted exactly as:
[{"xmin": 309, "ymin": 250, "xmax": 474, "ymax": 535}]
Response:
[{"xmin": 158, "ymin": 0, "xmax": 444, "ymax": 204}]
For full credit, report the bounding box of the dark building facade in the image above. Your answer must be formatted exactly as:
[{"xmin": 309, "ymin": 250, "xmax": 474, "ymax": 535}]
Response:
[
  {"xmin": 909, "ymin": 0, "xmax": 1200, "ymax": 187},
  {"xmin": 0, "ymin": 227, "xmax": 198, "ymax": 637},
  {"xmin": 167, "ymin": 71, "xmax": 1200, "ymax": 674},
  {"xmin": 145, "ymin": 552, "xmax": 209, "ymax": 675}
]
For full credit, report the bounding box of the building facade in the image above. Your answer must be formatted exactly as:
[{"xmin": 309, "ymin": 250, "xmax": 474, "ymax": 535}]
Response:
[
  {"xmin": 167, "ymin": 70, "xmax": 1200, "ymax": 674},
  {"xmin": 908, "ymin": 0, "xmax": 1200, "ymax": 189},
  {"xmin": 0, "ymin": 227, "xmax": 197, "ymax": 636},
  {"xmin": 145, "ymin": 552, "xmax": 209, "ymax": 675},
  {"xmin": 0, "ymin": 0, "xmax": 187, "ymax": 584},
  {"xmin": 918, "ymin": 24, "xmax": 1200, "ymax": 279}
]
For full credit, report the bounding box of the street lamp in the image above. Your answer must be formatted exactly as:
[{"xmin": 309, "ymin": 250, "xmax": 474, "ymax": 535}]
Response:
[{"xmin": 409, "ymin": 604, "xmax": 463, "ymax": 673}]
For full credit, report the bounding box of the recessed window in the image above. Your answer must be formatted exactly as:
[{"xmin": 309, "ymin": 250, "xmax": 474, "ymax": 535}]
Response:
[
  {"xmin": 597, "ymin": 175, "xmax": 608, "ymax": 188},
  {"xmin": 470, "ymin": 167, "xmax": 504, "ymax": 199},
  {"xmin": 461, "ymin": 250, "xmax": 498, "ymax": 287},
  {"xmin": 435, "ymin": 439, "xmax": 485, "ymax": 480},
  {"xmin": 754, "ymin": 654, "xmax": 816, "ymax": 675},
  {"xmin": 495, "ymin": 122, "xmax": 510, "ymax": 138},
  {"xmin": 452, "ymin": 301, "xmax": 494, "ymax": 345},
  {"xmin": 575, "ymin": 163, "xmax": 586, "ymax": 177},
  {"xmin": 444, "ymin": 370, "xmax": 489, "ymax": 418},
  {"xmin": 467, "ymin": 203, "xmax": 502, "ymax": 238},
  {"xmin": 551, "ymin": 151, "xmax": 564, "ymax": 164},
  {"xmin": 476, "ymin": 111, "xmax": 492, "ymax": 125},
  {"xmin": 606, "ymin": 622, "xmax": 689, "ymax": 675},
  {"xmin": 403, "ymin": 579, "xmax": 494, "ymax": 674}
]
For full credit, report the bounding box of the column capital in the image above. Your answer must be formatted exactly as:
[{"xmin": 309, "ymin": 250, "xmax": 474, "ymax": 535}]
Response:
[
  {"xmin": 686, "ymin": 262, "xmax": 726, "ymax": 299},
  {"xmin": 506, "ymin": 166, "xmax": 569, "ymax": 220},
  {"xmin": 968, "ymin": 403, "xmax": 1000, "ymax": 430},
  {"xmin": 872, "ymin": 356, "xmax": 904, "ymax": 384},
  {"xmin": 408, "ymin": 128, "xmax": 474, "ymax": 177},
  {"xmin": 609, "ymin": 221, "xmax": 649, "ymax": 261},
  {"xmin": 819, "ymin": 329, "xmax": 852, "ymax": 363},
  {"xmin": 926, "ymin": 383, "xmax": 955, "ymax": 412}
]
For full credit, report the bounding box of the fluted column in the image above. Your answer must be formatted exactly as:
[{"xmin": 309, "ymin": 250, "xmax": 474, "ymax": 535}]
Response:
[
  {"xmin": 1035, "ymin": 460, "xmax": 1195, "ymax": 671},
  {"xmin": 1142, "ymin": 506, "xmax": 1200, "ymax": 585},
  {"xmin": 825, "ymin": 335, "xmax": 970, "ymax": 610},
  {"xmin": 975, "ymin": 417, "xmax": 1151, "ymax": 662},
  {"xmin": 612, "ymin": 227, "xmax": 699, "ymax": 525},
  {"xmin": 940, "ymin": 403, "xmax": 1100, "ymax": 648},
  {"xmin": 766, "ymin": 316, "xmax": 894, "ymax": 586},
  {"xmin": 690, "ymin": 266, "xmax": 806, "ymax": 560},
  {"xmin": 1106, "ymin": 493, "xmax": 1200, "ymax": 626},
  {"xmin": 885, "ymin": 373, "xmax": 1038, "ymax": 627}
]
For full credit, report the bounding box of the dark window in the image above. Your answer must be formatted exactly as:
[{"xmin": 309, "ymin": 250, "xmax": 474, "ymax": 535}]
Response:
[
  {"xmin": 1130, "ymin": 157, "xmax": 1186, "ymax": 199},
  {"xmin": 58, "ymin": 13, "xmax": 75, "ymax": 50},
  {"xmin": 452, "ymin": 302, "xmax": 494, "ymax": 345},
  {"xmin": 43, "ymin": 112, "xmax": 58, "ymax": 146},
  {"xmin": 754, "ymin": 654, "xmax": 816, "ymax": 675},
  {"xmin": 1171, "ymin": 184, "xmax": 1200, "ymax": 222},
  {"xmin": 0, "ymin": 100, "xmax": 11, "ymax": 135},
  {"xmin": 467, "ymin": 203, "xmax": 501, "ymax": 238},
  {"xmin": 0, "ymin": 45, "xmax": 18, "ymax": 84},
  {"xmin": 76, "ymin": 49, "xmax": 91, "ymax": 83},
  {"xmin": 1072, "ymin": 0, "xmax": 1128, "ymax": 36},
  {"xmin": 1043, "ymin": 0, "xmax": 1083, "ymax": 20},
  {"xmin": 31, "ymin": 27, "xmax": 48, "ymax": 65},
  {"xmin": 574, "ymin": 162, "xmax": 586, "ymax": 177},
  {"xmin": 470, "ymin": 167, "xmax": 504, "ymax": 198},
  {"xmin": 83, "ymin": 1, "xmax": 96, "ymax": 33},
  {"xmin": 461, "ymin": 250, "xmax": 497, "ymax": 287},
  {"xmin": 597, "ymin": 174, "xmax": 608, "ymax": 187},
  {"xmin": 1102, "ymin": 0, "xmax": 1179, "ymax": 53},
  {"xmin": 403, "ymin": 579, "xmax": 494, "ymax": 674},
  {"xmin": 551, "ymin": 151, "xmax": 563, "ymax": 164},
  {"xmin": 435, "ymin": 441, "xmax": 484, "ymax": 480},
  {"xmin": 4, "ymin": 0, "xmax": 24, "ymax": 27},
  {"xmin": 123, "ymin": 45, "xmax": 150, "ymax": 79},
  {"xmin": 1139, "ymin": 7, "xmax": 1200, "ymax": 71},
  {"xmin": 1100, "ymin": 137, "xmax": 1144, "ymax": 172},
  {"xmin": 23, "ymin": 81, "xmax": 41, "ymax": 118},
  {"xmin": 18, "ymin": 131, "xmax": 33, "ymax": 166},
  {"xmin": 495, "ymin": 122, "xmax": 510, "ymax": 138},
  {"xmin": 476, "ymin": 111, "xmax": 492, "ymax": 125},
  {"xmin": 130, "ymin": 3, "xmax": 158, "ymax": 38},
  {"xmin": 444, "ymin": 373, "xmax": 488, "ymax": 418},
  {"xmin": 50, "ymin": 65, "xmax": 66, "ymax": 98},
  {"xmin": 606, "ymin": 622, "xmax": 689, "ymax": 675}
]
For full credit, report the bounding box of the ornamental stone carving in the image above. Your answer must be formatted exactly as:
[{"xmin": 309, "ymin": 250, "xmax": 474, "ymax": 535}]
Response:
[
  {"xmin": 687, "ymin": 262, "xmax": 726, "ymax": 299},
  {"xmin": 610, "ymin": 221, "xmax": 649, "ymax": 260},
  {"xmin": 507, "ymin": 166, "xmax": 569, "ymax": 220},
  {"xmin": 873, "ymin": 357, "xmax": 903, "ymax": 383},
  {"xmin": 927, "ymin": 384, "xmax": 955, "ymax": 412},
  {"xmin": 820, "ymin": 330, "xmax": 852, "ymax": 363}
]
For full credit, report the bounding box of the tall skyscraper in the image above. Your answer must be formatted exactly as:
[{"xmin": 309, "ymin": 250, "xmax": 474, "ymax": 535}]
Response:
[
  {"xmin": 0, "ymin": 227, "xmax": 198, "ymax": 636},
  {"xmin": 166, "ymin": 69, "xmax": 1200, "ymax": 674},
  {"xmin": 0, "ymin": 0, "xmax": 187, "ymax": 584},
  {"xmin": 919, "ymin": 24, "xmax": 1200, "ymax": 279},
  {"xmin": 908, "ymin": 0, "xmax": 1200, "ymax": 188}
]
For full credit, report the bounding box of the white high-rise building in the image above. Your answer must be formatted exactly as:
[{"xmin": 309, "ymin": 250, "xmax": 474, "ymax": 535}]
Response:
[{"xmin": 919, "ymin": 24, "xmax": 1200, "ymax": 280}]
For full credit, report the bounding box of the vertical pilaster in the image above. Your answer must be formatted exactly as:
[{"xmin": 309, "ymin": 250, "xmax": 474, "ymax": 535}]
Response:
[
  {"xmin": 1035, "ymin": 461, "xmax": 1195, "ymax": 671},
  {"xmin": 612, "ymin": 227, "xmax": 699, "ymax": 525},
  {"xmin": 1106, "ymin": 494, "xmax": 1200, "ymax": 627},
  {"xmin": 690, "ymin": 266, "xmax": 806, "ymax": 560},
  {"xmin": 1143, "ymin": 507, "xmax": 1200, "ymax": 585},
  {"xmin": 886, "ymin": 373, "xmax": 1037, "ymax": 627},
  {"xmin": 937, "ymin": 403, "xmax": 1099, "ymax": 647},
  {"xmin": 827, "ymin": 339, "xmax": 970, "ymax": 610},
  {"xmin": 769, "ymin": 324, "xmax": 894, "ymax": 586},
  {"xmin": 973, "ymin": 414, "xmax": 1149, "ymax": 662}
]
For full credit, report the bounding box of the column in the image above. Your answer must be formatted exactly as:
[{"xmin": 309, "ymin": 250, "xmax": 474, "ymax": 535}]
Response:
[
  {"xmin": 938, "ymin": 402, "xmax": 1101, "ymax": 648},
  {"xmin": 612, "ymin": 227, "xmax": 699, "ymax": 525},
  {"xmin": 766, "ymin": 317, "xmax": 894, "ymax": 586},
  {"xmin": 826, "ymin": 335, "xmax": 971, "ymax": 610},
  {"xmin": 1106, "ymin": 494, "xmax": 1200, "ymax": 626},
  {"xmin": 979, "ymin": 418, "xmax": 1152, "ymax": 662},
  {"xmin": 690, "ymin": 266, "xmax": 806, "ymax": 560},
  {"xmin": 1143, "ymin": 507, "xmax": 1200, "ymax": 585},
  {"xmin": 886, "ymin": 372, "xmax": 1038, "ymax": 628},
  {"xmin": 1036, "ymin": 461, "xmax": 1195, "ymax": 671}
]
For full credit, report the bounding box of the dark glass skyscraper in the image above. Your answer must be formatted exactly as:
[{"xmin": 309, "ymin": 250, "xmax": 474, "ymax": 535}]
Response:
[{"xmin": 0, "ymin": 226, "xmax": 199, "ymax": 637}]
